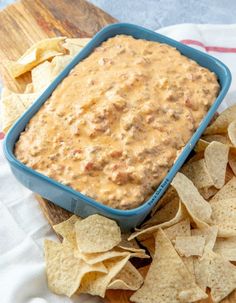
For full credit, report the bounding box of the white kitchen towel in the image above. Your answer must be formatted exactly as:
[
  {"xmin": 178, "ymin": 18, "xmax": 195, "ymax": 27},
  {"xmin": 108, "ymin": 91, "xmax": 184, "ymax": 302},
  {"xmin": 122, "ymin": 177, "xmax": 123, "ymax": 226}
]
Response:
[{"xmin": 0, "ymin": 24, "xmax": 236, "ymax": 303}]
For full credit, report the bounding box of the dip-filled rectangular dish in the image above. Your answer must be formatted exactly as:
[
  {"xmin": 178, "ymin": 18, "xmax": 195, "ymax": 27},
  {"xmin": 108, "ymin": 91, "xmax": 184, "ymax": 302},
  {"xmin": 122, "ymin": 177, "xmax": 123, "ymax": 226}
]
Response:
[{"xmin": 4, "ymin": 23, "xmax": 231, "ymax": 231}]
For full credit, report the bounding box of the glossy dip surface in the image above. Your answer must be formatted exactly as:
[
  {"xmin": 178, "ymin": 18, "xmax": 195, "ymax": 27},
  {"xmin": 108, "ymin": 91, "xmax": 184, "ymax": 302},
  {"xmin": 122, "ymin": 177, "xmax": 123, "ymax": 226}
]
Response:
[{"xmin": 14, "ymin": 35, "xmax": 220, "ymax": 209}]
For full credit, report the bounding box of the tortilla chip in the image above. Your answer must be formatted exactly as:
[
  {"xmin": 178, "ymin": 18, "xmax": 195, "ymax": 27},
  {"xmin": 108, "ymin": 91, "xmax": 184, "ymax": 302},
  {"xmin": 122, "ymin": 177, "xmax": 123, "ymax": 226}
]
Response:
[
  {"xmin": 181, "ymin": 159, "xmax": 214, "ymax": 190},
  {"xmin": 140, "ymin": 237, "xmax": 155, "ymax": 258},
  {"xmin": 65, "ymin": 38, "xmax": 91, "ymax": 47},
  {"xmin": 75, "ymin": 245, "xmax": 149, "ymax": 264},
  {"xmin": 203, "ymin": 134, "xmax": 232, "ymax": 145},
  {"xmin": 24, "ymin": 83, "xmax": 34, "ymax": 93},
  {"xmin": 198, "ymin": 249, "xmax": 236, "ymax": 303},
  {"xmin": 193, "ymin": 256, "xmax": 210, "ymax": 292},
  {"xmin": 130, "ymin": 229, "xmax": 208, "ymax": 303},
  {"xmin": 228, "ymin": 120, "xmax": 236, "ymax": 146},
  {"xmin": 171, "ymin": 173, "xmax": 212, "ymax": 228},
  {"xmin": 20, "ymin": 93, "xmax": 38, "ymax": 108},
  {"xmin": 143, "ymin": 195, "xmax": 180, "ymax": 228},
  {"xmin": 164, "ymin": 219, "xmax": 194, "ymax": 274},
  {"xmin": 118, "ymin": 234, "xmax": 146, "ymax": 253},
  {"xmin": 75, "ymin": 214, "xmax": 121, "ymax": 253},
  {"xmin": 108, "ymin": 261, "xmax": 143, "ymax": 291},
  {"xmin": 191, "ymin": 226, "xmax": 218, "ymax": 251},
  {"xmin": 1, "ymin": 91, "xmax": 25, "ymax": 132},
  {"xmin": 78, "ymin": 255, "xmax": 130, "ymax": 298},
  {"xmin": 53, "ymin": 215, "xmax": 81, "ymax": 244},
  {"xmin": 210, "ymin": 198, "xmax": 236, "ymax": 237},
  {"xmin": 195, "ymin": 134, "xmax": 234, "ymax": 153},
  {"xmin": 214, "ymin": 237, "xmax": 236, "ymax": 261},
  {"xmin": 31, "ymin": 60, "xmax": 53, "ymax": 92},
  {"xmin": 128, "ymin": 200, "xmax": 187, "ymax": 241},
  {"xmin": 204, "ymin": 141, "xmax": 229, "ymax": 189},
  {"xmin": 1, "ymin": 89, "xmax": 38, "ymax": 132},
  {"xmin": 164, "ymin": 219, "xmax": 191, "ymax": 242},
  {"xmin": 6, "ymin": 37, "xmax": 66, "ymax": 78},
  {"xmin": 192, "ymin": 227, "xmax": 219, "ymax": 293},
  {"xmin": 75, "ymin": 248, "xmax": 129, "ymax": 262},
  {"xmin": 63, "ymin": 38, "xmax": 91, "ymax": 56},
  {"xmin": 119, "ymin": 249, "xmax": 150, "ymax": 260},
  {"xmin": 151, "ymin": 186, "xmax": 178, "ymax": 216},
  {"xmin": 182, "ymin": 257, "xmax": 195, "ymax": 277},
  {"xmin": 44, "ymin": 239, "xmax": 107, "ymax": 297},
  {"xmin": 32, "ymin": 54, "xmax": 75, "ymax": 92},
  {"xmin": 174, "ymin": 235, "xmax": 205, "ymax": 257},
  {"xmin": 204, "ymin": 104, "xmax": 236, "ymax": 135},
  {"xmin": 62, "ymin": 44, "xmax": 83, "ymax": 57},
  {"xmin": 51, "ymin": 54, "xmax": 73, "ymax": 78},
  {"xmin": 210, "ymin": 177, "xmax": 236, "ymax": 203}
]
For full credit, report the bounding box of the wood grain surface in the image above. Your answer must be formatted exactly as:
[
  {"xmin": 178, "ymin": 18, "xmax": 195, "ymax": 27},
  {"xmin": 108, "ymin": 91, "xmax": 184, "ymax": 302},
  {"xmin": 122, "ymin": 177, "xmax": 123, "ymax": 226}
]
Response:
[
  {"xmin": 1, "ymin": 1, "xmax": 235, "ymax": 302},
  {"xmin": 0, "ymin": 0, "xmax": 116, "ymax": 92}
]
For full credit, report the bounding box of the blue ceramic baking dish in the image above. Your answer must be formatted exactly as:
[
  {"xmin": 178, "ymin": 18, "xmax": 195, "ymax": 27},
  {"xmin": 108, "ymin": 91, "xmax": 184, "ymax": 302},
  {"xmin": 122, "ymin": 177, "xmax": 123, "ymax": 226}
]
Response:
[{"xmin": 4, "ymin": 23, "xmax": 231, "ymax": 231}]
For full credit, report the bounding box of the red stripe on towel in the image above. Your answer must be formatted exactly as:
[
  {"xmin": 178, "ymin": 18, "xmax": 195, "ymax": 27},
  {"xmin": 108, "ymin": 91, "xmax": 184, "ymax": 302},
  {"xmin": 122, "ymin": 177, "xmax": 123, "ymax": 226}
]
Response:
[
  {"xmin": 0, "ymin": 132, "xmax": 5, "ymax": 140},
  {"xmin": 180, "ymin": 39, "xmax": 236, "ymax": 53}
]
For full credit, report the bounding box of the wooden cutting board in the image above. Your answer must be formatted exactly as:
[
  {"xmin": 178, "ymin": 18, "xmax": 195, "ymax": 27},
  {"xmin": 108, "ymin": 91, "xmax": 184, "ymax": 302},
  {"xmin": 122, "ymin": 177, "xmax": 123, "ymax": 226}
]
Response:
[{"xmin": 0, "ymin": 2, "xmax": 235, "ymax": 302}]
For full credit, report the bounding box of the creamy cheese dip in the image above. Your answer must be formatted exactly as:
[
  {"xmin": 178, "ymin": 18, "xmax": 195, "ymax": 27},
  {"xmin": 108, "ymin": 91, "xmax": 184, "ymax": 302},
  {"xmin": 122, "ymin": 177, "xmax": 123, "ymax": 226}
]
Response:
[{"xmin": 15, "ymin": 35, "xmax": 220, "ymax": 209}]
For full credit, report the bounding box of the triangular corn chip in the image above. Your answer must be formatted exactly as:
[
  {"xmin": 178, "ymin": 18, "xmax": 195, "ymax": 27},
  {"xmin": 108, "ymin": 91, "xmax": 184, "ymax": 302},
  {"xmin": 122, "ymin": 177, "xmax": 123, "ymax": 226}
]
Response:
[
  {"xmin": 31, "ymin": 60, "xmax": 54, "ymax": 92},
  {"xmin": 6, "ymin": 37, "xmax": 66, "ymax": 78},
  {"xmin": 191, "ymin": 226, "xmax": 218, "ymax": 251},
  {"xmin": 210, "ymin": 198, "xmax": 236, "ymax": 237},
  {"xmin": 53, "ymin": 215, "xmax": 81, "ymax": 244},
  {"xmin": 130, "ymin": 229, "xmax": 208, "ymax": 303},
  {"xmin": 108, "ymin": 261, "xmax": 143, "ymax": 291},
  {"xmin": 228, "ymin": 120, "xmax": 236, "ymax": 146},
  {"xmin": 204, "ymin": 104, "xmax": 236, "ymax": 135},
  {"xmin": 195, "ymin": 249, "xmax": 236, "ymax": 303},
  {"xmin": 214, "ymin": 237, "xmax": 236, "ymax": 261},
  {"xmin": 1, "ymin": 89, "xmax": 39, "ymax": 132},
  {"xmin": 174, "ymin": 235, "xmax": 205, "ymax": 257},
  {"xmin": 164, "ymin": 219, "xmax": 194, "ymax": 274},
  {"xmin": 171, "ymin": 173, "xmax": 212, "ymax": 228},
  {"xmin": 78, "ymin": 255, "xmax": 130, "ymax": 298},
  {"xmin": 128, "ymin": 200, "xmax": 187, "ymax": 241},
  {"xmin": 204, "ymin": 141, "xmax": 229, "ymax": 189},
  {"xmin": 143, "ymin": 195, "xmax": 180, "ymax": 228},
  {"xmin": 164, "ymin": 218, "xmax": 191, "ymax": 242},
  {"xmin": 44, "ymin": 239, "xmax": 107, "ymax": 297},
  {"xmin": 181, "ymin": 158, "xmax": 214, "ymax": 190},
  {"xmin": 63, "ymin": 38, "xmax": 91, "ymax": 56}
]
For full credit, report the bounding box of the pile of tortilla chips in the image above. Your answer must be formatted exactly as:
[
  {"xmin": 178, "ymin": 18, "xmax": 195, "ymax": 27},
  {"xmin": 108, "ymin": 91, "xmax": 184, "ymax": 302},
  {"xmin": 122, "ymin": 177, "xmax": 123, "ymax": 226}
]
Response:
[
  {"xmin": 0, "ymin": 37, "xmax": 91, "ymax": 133},
  {"xmin": 2, "ymin": 37, "xmax": 236, "ymax": 302},
  {"xmin": 45, "ymin": 214, "xmax": 148, "ymax": 298},
  {"xmin": 127, "ymin": 104, "xmax": 236, "ymax": 303}
]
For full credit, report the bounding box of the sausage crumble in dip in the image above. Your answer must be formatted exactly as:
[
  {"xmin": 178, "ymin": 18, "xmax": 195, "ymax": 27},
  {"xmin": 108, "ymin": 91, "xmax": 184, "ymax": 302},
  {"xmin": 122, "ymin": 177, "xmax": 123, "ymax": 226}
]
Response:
[{"xmin": 15, "ymin": 35, "xmax": 220, "ymax": 209}]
